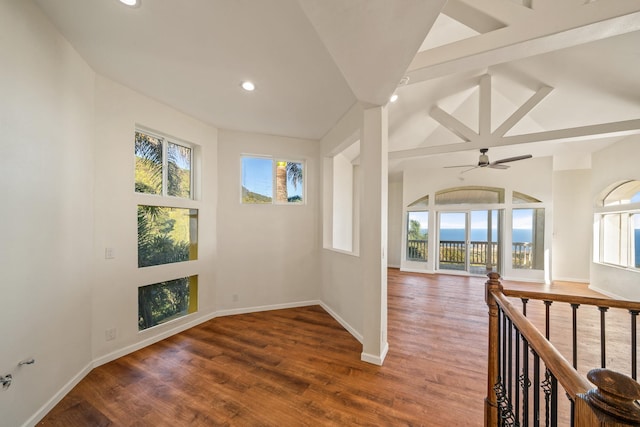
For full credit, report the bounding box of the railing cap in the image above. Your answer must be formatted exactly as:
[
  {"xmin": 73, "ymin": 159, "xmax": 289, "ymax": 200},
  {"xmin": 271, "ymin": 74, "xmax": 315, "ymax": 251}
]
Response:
[
  {"xmin": 584, "ymin": 368, "xmax": 640, "ymax": 424},
  {"xmin": 588, "ymin": 369, "xmax": 640, "ymax": 400}
]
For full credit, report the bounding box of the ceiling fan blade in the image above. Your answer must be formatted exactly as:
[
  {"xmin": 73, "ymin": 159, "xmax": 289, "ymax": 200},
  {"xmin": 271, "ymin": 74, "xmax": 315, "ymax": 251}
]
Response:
[
  {"xmin": 492, "ymin": 154, "xmax": 532, "ymax": 164},
  {"xmin": 460, "ymin": 166, "xmax": 478, "ymax": 174},
  {"xmin": 488, "ymin": 164, "xmax": 509, "ymax": 170},
  {"xmin": 445, "ymin": 164, "xmax": 476, "ymax": 169}
]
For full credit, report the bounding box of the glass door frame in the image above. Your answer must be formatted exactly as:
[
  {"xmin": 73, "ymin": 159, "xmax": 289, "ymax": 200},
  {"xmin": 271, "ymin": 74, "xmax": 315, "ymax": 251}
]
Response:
[{"xmin": 437, "ymin": 209, "xmax": 503, "ymax": 276}]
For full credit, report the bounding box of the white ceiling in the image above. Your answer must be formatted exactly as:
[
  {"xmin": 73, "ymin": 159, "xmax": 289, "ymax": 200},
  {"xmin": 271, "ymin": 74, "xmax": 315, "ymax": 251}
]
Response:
[
  {"xmin": 35, "ymin": 0, "xmax": 640, "ymax": 171},
  {"xmin": 34, "ymin": 0, "xmax": 440, "ymax": 140}
]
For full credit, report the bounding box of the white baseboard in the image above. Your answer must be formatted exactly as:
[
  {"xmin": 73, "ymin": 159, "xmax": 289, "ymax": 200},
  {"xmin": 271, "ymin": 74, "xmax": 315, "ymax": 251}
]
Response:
[
  {"xmin": 361, "ymin": 341, "xmax": 389, "ymax": 366},
  {"xmin": 93, "ymin": 310, "xmax": 219, "ymax": 368},
  {"xmin": 589, "ymin": 285, "xmax": 626, "ymax": 300},
  {"xmin": 215, "ymin": 300, "xmax": 319, "ymax": 318},
  {"xmin": 319, "ymin": 301, "xmax": 363, "ymax": 343},
  {"xmin": 24, "ymin": 362, "xmax": 93, "ymax": 427},
  {"xmin": 399, "ymin": 267, "xmax": 434, "ymax": 275},
  {"xmin": 501, "ymin": 276, "xmax": 545, "ymax": 284},
  {"xmin": 552, "ymin": 277, "xmax": 589, "ymax": 284}
]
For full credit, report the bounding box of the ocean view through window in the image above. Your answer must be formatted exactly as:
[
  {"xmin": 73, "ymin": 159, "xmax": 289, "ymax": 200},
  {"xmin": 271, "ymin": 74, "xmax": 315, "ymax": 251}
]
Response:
[{"xmin": 596, "ymin": 181, "xmax": 640, "ymax": 270}]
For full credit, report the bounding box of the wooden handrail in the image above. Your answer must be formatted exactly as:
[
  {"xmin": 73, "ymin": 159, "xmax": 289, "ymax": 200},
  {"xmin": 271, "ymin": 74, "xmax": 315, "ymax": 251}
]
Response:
[
  {"xmin": 502, "ymin": 289, "xmax": 640, "ymax": 311},
  {"xmin": 492, "ymin": 290, "xmax": 593, "ymax": 399},
  {"xmin": 486, "ymin": 273, "xmax": 640, "ymax": 426}
]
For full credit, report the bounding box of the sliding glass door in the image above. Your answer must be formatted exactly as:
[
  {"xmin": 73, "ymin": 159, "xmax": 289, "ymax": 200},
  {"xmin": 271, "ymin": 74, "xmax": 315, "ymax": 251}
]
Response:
[{"xmin": 438, "ymin": 210, "xmax": 501, "ymax": 274}]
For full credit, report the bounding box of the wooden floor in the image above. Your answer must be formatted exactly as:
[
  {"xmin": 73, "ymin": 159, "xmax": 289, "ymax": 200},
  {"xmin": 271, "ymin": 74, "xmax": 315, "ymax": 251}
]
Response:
[{"xmin": 39, "ymin": 270, "xmax": 622, "ymax": 426}]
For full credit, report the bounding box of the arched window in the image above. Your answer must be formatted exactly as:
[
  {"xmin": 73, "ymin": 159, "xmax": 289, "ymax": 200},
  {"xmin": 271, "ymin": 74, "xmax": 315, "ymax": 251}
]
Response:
[
  {"xmin": 595, "ymin": 181, "xmax": 640, "ymax": 269},
  {"xmin": 435, "ymin": 186, "xmax": 504, "ymax": 205},
  {"xmin": 603, "ymin": 180, "xmax": 640, "ymax": 206}
]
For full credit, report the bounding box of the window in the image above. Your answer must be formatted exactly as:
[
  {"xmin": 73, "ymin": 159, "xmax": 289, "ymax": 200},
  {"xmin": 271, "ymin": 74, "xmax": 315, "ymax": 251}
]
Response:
[
  {"xmin": 138, "ymin": 276, "xmax": 198, "ymax": 330},
  {"xmin": 512, "ymin": 208, "xmax": 544, "ymax": 269},
  {"xmin": 435, "ymin": 186, "xmax": 504, "ymax": 205},
  {"xmin": 135, "ymin": 130, "xmax": 192, "ymax": 198},
  {"xmin": 241, "ymin": 156, "xmax": 304, "ymax": 204},
  {"xmin": 407, "ymin": 211, "xmax": 428, "ymax": 261},
  {"xmin": 137, "ymin": 206, "xmax": 198, "ymax": 268},
  {"xmin": 134, "ymin": 128, "xmax": 200, "ymax": 329},
  {"xmin": 603, "ymin": 181, "xmax": 640, "ymax": 206},
  {"xmin": 513, "ymin": 191, "xmax": 541, "ymax": 204},
  {"xmin": 595, "ymin": 181, "xmax": 640, "ymax": 269},
  {"xmin": 408, "ymin": 195, "xmax": 429, "ymax": 209}
]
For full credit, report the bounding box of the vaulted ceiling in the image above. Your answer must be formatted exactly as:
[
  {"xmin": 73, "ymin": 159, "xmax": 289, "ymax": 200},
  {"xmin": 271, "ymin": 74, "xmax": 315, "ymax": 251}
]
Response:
[{"xmin": 35, "ymin": 0, "xmax": 640, "ymax": 172}]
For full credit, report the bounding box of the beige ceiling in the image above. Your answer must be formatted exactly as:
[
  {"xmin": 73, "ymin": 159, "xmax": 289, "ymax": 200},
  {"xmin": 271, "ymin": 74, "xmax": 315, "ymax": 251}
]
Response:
[{"xmin": 35, "ymin": 0, "xmax": 640, "ymax": 170}]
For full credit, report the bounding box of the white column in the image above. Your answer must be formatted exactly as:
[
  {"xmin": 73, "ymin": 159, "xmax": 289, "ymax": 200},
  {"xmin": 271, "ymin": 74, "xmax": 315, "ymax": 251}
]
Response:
[{"xmin": 360, "ymin": 104, "xmax": 389, "ymax": 365}]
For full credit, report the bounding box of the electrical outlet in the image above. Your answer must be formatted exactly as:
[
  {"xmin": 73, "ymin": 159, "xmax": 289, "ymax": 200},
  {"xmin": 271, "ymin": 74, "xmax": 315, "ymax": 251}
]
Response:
[
  {"xmin": 105, "ymin": 328, "xmax": 116, "ymax": 341},
  {"xmin": 105, "ymin": 247, "xmax": 115, "ymax": 259}
]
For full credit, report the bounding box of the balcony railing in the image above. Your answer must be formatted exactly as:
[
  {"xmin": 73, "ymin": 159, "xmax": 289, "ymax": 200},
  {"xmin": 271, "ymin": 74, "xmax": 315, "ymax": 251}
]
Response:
[{"xmin": 407, "ymin": 240, "xmax": 534, "ymax": 269}]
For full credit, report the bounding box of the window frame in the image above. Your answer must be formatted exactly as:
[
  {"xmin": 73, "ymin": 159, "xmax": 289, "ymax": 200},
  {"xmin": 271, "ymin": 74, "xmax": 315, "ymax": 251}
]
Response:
[
  {"xmin": 595, "ymin": 206, "xmax": 640, "ymax": 271},
  {"xmin": 134, "ymin": 127, "xmax": 201, "ymax": 332},
  {"xmin": 135, "ymin": 128, "xmax": 195, "ymax": 200},
  {"xmin": 594, "ymin": 181, "xmax": 640, "ymax": 271},
  {"xmin": 406, "ymin": 210, "xmax": 429, "ymax": 262},
  {"xmin": 240, "ymin": 154, "xmax": 306, "ymax": 205}
]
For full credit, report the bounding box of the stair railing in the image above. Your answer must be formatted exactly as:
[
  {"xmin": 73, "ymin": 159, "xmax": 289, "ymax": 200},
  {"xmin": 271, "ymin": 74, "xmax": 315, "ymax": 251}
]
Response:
[{"xmin": 485, "ymin": 272, "xmax": 640, "ymax": 426}]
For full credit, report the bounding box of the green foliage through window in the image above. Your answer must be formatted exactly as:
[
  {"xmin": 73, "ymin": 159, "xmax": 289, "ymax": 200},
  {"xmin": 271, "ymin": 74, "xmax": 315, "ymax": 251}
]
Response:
[
  {"xmin": 135, "ymin": 130, "xmax": 192, "ymax": 198},
  {"xmin": 137, "ymin": 205, "xmax": 198, "ymax": 267},
  {"xmin": 407, "ymin": 211, "xmax": 428, "ymax": 261},
  {"xmin": 138, "ymin": 276, "xmax": 198, "ymax": 330}
]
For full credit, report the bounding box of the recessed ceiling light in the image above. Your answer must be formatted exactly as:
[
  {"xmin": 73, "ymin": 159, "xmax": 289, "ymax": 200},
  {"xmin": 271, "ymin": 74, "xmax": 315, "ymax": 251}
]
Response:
[
  {"xmin": 241, "ymin": 81, "xmax": 256, "ymax": 91},
  {"xmin": 389, "ymin": 93, "xmax": 398, "ymax": 103},
  {"xmin": 119, "ymin": 0, "xmax": 140, "ymax": 7}
]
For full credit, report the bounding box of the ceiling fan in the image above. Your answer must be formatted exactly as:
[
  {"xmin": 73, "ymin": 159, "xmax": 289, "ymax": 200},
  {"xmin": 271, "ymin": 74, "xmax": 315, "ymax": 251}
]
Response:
[{"xmin": 446, "ymin": 148, "xmax": 532, "ymax": 173}]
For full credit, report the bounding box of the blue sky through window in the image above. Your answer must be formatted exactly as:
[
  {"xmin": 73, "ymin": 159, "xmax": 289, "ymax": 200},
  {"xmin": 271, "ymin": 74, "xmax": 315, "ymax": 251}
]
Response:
[{"xmin": 242, "ymin": 157, "xmax": 272, "ymax": 197}]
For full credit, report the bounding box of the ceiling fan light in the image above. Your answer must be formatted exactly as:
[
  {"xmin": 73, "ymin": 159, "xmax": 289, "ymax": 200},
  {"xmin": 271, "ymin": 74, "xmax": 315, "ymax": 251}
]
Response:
[{"xmin": 390, "ymin": 93, "xmax": 398, "ymax": 103}]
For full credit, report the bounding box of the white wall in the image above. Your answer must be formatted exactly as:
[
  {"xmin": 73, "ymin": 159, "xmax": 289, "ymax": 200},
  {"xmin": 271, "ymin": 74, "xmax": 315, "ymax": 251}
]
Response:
[
  {"xmin": 332, "ymin": 153, "xmax": 354, "ymax": 252},
  {"xmin": 92, "ymin": 76, "xmax": 218, "ymax": 362},
  {"xmin": 216, "ymin": 130, "xmax": 320, "ymax": 312},
  {"xmin": 320, "ymin": 104, "xmax": 365, "ymax": 338},
  {"xmin": 591, "ymin": 137, "xmax": 640, "ymax": 299},
  {"xmin": 387, "ymin": 178, "xmax": 403, "ymax": 267},
  {"xmin": 0, "ymin": 1, "xmax": 95, "ymax": 425},
  {"xmin": 552, "ymin": 169, "xmax": 592, "ymax": 282}
]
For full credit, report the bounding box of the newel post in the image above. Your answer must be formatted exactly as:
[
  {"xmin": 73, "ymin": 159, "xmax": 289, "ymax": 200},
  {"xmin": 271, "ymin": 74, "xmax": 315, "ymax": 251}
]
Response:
[
  {"xmin": 575, "ymin": 368, "xmax": 640, "ymax": 426},
  {"xmin": 485, "ymin": 272, "xmax": 503, "ymax": 427}
]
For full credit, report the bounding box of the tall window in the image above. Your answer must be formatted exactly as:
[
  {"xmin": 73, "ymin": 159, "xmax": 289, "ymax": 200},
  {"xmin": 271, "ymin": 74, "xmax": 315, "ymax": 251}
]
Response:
[
  {"xmin": 241, "ymin": 156, "xmax": 304, "ymax": 204},
  {"xmin": 135, "ymin": 128, "xmax": 199, "ymax": 330},
  {"xmin": 512, "ymin": 208, "xmax": 545, "ymax": 269},
  {"xmin": 407, "ymin": 196, "xmax": 429, "ymax": 261},
  {"xmin": 595, "ymin": 181, "xmax": 640, "ymax": 269}
]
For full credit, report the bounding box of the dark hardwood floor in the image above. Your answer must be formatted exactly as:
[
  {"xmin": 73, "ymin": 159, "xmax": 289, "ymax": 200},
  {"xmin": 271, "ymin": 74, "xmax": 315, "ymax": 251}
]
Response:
[{"xmin": 39, "ymin": 270, "xmax": 622, "ymax": 426}]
